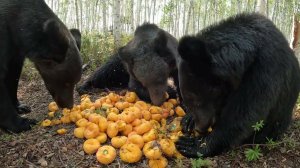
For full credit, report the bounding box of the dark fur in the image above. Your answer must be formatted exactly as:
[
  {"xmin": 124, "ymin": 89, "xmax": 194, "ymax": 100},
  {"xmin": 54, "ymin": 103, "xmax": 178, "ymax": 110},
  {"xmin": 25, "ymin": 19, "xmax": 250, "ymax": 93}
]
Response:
[
  {"xmin": 77, "ymin": 54, "xmax": 130, "ymax": 93},
  {"xmin": 119, "ymin": 23, "xmax": 180, "ymax": 105},
  {"xmin": 175, "ymin": 13, "xmax": 300, "ymax": 157},
  {"xmin": 70, "ymin": 28, "xmax": 81, "ymax": 50},
  {"xmin": 0, "ymin": 0, "xmax": 82, "ymax": 133},
  {"xmin": 77, "ymin": 23, "xmax": 180, "ymax": 105}
]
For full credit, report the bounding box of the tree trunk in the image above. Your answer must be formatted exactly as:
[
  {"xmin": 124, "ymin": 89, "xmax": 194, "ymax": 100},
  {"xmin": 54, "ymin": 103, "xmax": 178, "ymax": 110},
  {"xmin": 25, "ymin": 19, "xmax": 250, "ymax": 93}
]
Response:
[
  {"xmin": 102, "ymin": 1, "xmax": 107, "ymax": 33},
  {"xmin": 197, "ymin": 1, "xmax": 201, "ymax": 30},
  {"xmin": 203, "ymin": 1, "xmax": 209, "ymax": 27},
  {"xmin": 182, "ymin": 1, "xmax": 186, "ymax": 35},
  {"xmin": 144, "ymin": 0, "xmax": 147, "ymax": 23},
  {"xmin": 292, "ymin": 14, "xmax": 300, "ymax": 62},
  {"xmin": 255, "ymin": 0, "xmax": 267, "ymax": 16},
  {"xmin": 136, "ymin": 0, "xmax": 141, "ymax": 26},
  {"xmin": 191, "ymin": 2, "xmax": 196, "ymax": 34},
  {"xmin": 237, "ymin": 0, "xmax": 242, "ymax": 13},
  {"xmin": 74, "ymin": 0, "xmax": 80, "ymax": 29},
  {"xmin": 130, "ymin": 0, "xmax": 134, "ymax": 32},
  {"xmin": 152, "ymin": 0, "xmax": 156, "ymax": 23},
  {"xmin": 185, "ymin": 0, "xmax": 194, "ymax": 34},
  {"xmin": 113, "ymin": 0, "xmax": 121, "ymax": 50},
  {"xmin": 79, "ymin": 0, "xmax": 83, "ymax": 31}
]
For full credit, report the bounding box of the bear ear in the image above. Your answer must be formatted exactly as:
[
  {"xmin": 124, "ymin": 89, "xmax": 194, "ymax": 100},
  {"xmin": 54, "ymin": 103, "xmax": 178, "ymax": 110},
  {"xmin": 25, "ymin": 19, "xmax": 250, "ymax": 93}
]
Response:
[
  {"xmin": 43, "ymin": 19, "xmax": 69, "ymax": 62},
  {"xmin": 154, "ymin": 30, "xmax": 167, "ymax": 49},
  {"xmin": 178, "ymin": 36, "xmax": 209, "ymax": 64},
  {"xmin": 153, "ymin": 30, "xmax": 171, "ymax": 57},
  {"xmin": 70, "ymin": 28, "xmax": 81, "ymax": 51}
]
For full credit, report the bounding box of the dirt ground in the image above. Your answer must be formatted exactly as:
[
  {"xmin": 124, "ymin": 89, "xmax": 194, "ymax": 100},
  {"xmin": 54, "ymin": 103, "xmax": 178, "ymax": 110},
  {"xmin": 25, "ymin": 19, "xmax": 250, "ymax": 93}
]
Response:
[{"xmin": 0, "ymin": 76, "xmax": 299, "ymax": 168}]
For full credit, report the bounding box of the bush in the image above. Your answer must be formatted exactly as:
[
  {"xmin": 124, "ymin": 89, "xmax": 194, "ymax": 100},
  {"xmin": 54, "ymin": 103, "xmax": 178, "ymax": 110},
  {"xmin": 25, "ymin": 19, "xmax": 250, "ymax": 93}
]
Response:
[{"xmin": 81, "ymin": 32, "xmax": 132, "ymax": 71}]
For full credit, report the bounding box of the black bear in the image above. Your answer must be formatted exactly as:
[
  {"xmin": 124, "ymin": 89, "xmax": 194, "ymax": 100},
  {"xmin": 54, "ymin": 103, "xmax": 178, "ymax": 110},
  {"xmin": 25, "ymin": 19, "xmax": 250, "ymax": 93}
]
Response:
[
  {"xmin": 17, "ymin": 28, "xmax": 81, "ymax": 115},
  {"xmin": 0, "ymin": 0, "xmax": 82, "ymax": 133},
  {"xmin": 77, "ymin": 23, "xmax": 180, "ymax": 105},
  {"xmin": 77, "ymin": 53, "xmax": 130, "ymax": 92},
  {"xmin": 175, "ymin": 13, "xmax": 300, "ymax": 157}
]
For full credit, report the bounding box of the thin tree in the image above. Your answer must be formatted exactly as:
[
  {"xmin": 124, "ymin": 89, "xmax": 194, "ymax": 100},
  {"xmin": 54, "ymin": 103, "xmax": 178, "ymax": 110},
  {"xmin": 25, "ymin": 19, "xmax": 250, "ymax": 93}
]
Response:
[
  {"xmin": 292, "ymin": 14, "xmax": 300, "ymax": 62},
  {"xmin": 130, "ymin": 0, "xmax": 134, "ymax": 32},
  {"xmin": 185, "ymin": 0, "xmax": 194, "ymax": 34},
  {"xmin": 113, "ymin": 0, "xmax": 121, "ymax": 49},
  {"xmin": 74, "ymin": 0, "xmax": 80, "ymax": 29},
  {"xmin": 136, "ymin": 0, "xmax": 141, "ymax": 26},
  {"xmin": 102, "ymin": 1, "xmax": 107, "ymax": 33},
  {"xmin": 255, "ymin": 0, "xmax": 267, "ymax": 16}
]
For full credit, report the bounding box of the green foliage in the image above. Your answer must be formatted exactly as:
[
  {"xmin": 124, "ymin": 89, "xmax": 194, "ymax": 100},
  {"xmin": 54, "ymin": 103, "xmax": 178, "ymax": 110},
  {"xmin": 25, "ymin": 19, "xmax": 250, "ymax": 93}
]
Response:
[
  {"xmin": 252, "ymin": 120, "xmax": 264, "ymax": 132},
  {"xmin": 94, "ymin": 108, "xmax": 106, "ymax": 116},
  {"xmin": 294, "ymin": 120, "xmax": 300, "ymax": 129},
  {"xmin": 243, "ymin": 120, "xmax": 265, "ymax": 162},
  {"xmin": 190, "ymin": 153, "xmax": 212, "ymax": 168},
  {"xmin": 228, "ymin": 150, "xmax": 238, "ymax": 159},
  {"xmin": 175, "ymin": 158, "xmax": 183, "ymax": 168},
  {"xmin": 0, "ymin": 134, "xmax": 14, "ymax": 142},
  {"xmin": 282, "ymin": 134, "xmax": 298, "ymax": 149},
  {"xmin": 160, "ymin": 1, "xmax": 175, "ymax": 27},
  {"xmin": 296, "ymin": 95, "xmax": 300, "ymax": 105},
  {"xmin": 244, "ymin": 145, "xmax": 263, "ymax": 161},
  {"xmin": 266, "ymin": 137, "xmax": 278, "ymax": 150},
  {"xmin": 80, "ymin": 32, "xmax": 132, "ymax": 71},
  {"xmin": 21, "ymin": 59, "xmax": 39, "ymax": 81}
]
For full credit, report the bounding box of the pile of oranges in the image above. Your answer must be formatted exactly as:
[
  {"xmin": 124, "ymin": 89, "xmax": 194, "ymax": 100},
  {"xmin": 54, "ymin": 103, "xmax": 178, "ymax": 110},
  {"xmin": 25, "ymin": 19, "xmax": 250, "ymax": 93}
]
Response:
[{"xmin": 41, "ymin": 91, "xmax": 186, "ymax": 167}]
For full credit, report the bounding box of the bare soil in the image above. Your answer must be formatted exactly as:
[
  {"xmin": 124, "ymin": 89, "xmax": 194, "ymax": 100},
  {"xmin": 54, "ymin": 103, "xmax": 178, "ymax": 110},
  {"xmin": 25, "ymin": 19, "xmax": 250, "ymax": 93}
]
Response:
[{"xmin": 0, "ymin": 76, "xmax": 299, "ymax": 168}]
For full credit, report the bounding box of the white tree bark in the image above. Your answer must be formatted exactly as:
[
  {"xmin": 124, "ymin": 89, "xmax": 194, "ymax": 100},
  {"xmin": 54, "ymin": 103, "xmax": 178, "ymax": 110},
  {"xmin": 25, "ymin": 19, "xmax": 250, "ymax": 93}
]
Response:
[
  {"xmin": 113, "ymin": 0, "xmax": 121, "ymax": 49},
  {"xmin": 185, "ymin": 0, "xmax": 194, "ymax": 34},
  {"xmin": 292, "ymin": 14, "xmax": 300, "ymax": 62},
  {"xmin": 130, "ymin": 0, "xmax": 134, "ymax": 32},
  {"xmin": 102, "ymin": 1, "xmax": 107, "ymax": 33},
  {"xmin": 255, "ymin": 0, "xmax": 267, "ymax": 16},
  {"xmin": 136, "ymin": 0, "xmax": 141, "ymax": 26}
]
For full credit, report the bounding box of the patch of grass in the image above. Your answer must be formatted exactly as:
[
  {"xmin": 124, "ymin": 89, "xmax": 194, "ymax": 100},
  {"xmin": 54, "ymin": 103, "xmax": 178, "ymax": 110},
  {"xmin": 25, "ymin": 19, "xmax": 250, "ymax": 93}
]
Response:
[
  {"xmin": 252, "ymin": 120, "xmax": 264, "ymax": 132},
  {"xmin": 296, "ymin": 95, "xmax": 300, "ymax": 105},
  {"xmin": 282, "ymin": 134, "xmax": 298, "ymax": 149},
  {"xmin": 294, "ymin": 120, "xmax": 300, "ymax": 129},
  {"xmin": 0, "ymin": 134, "xmax": 15, "ymax": 142},
  {"xmin": 244, "ymin": 145, "xmax": 263, "ymax": 161},
  {"xmin": 21, "ymin": 59, "xmax": 40, "ymax": 81},
  {"xmin": 175, "ymin": 158, "xmax": 183, "ymax": 168},
  {"xmin": 228, "ymin": 150, "xmax": 238, "ymax": 159},
  {"xmin": 244, "ymin": 120, "xmax": 264, "ymax": 162},
  {"xmin": 266, "ymin": 137, "xmax": 279, "ymax": 150},
  {"xmin": 81, "ymin": 32, "xmax": 132, "ymax": 72},
  {"xmin": 190, "ymin": 153, "xmax": 212, "ymax": 168}
]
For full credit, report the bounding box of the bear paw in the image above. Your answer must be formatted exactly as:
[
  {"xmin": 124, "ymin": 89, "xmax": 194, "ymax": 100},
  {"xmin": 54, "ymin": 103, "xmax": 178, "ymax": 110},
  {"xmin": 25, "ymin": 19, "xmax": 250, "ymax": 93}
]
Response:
[
  {"xmin": 6, "ymin": 116, "xmax": 37, "ymax": 133},
  {"xmin": 175, "ymin": 136, "xmax": 207, "ymax": 158},
  {"xmin": 181, "ymin": 113, "xmax": 195, "ymax": 134}
]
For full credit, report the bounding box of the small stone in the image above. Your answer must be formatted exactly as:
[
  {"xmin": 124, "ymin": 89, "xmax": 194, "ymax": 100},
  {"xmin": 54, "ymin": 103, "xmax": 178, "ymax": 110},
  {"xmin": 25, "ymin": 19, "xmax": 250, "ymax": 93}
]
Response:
[
  {"xmin": 22, "ymin": 152, "xmax": 28, "ymax": 158},
  {"xmin": 79, "ymin": 151, "xmax": 85, "ymax": 156},
  {"xmin": 38, "ymin": 158, "xmax": 48, "ymax": 167},
  {"xmin": 10, "ymin": 141, "xmax": 17, "ymax": 147},
  {"xmin": 279, "ymin": 147, "xmax": 287, "ymax": 153},
  {"xmin": 46, "ymin": 153, "xmax": 54, "ymax": 158},
  {"xmin": 62, "ymin": 147, "xmax": 68, "ymax": 152}
]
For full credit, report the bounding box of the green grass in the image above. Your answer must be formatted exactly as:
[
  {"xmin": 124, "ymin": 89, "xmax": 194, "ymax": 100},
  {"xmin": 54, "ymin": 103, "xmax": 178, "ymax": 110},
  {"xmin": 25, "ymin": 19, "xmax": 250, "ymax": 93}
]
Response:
[
  {"xmin": 80, "ymin": 32, "xmax": 132, "ymax": 71},
  {"xmin": 0, "ymin": 134, "xmax": 15, "ymax": 142}
]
